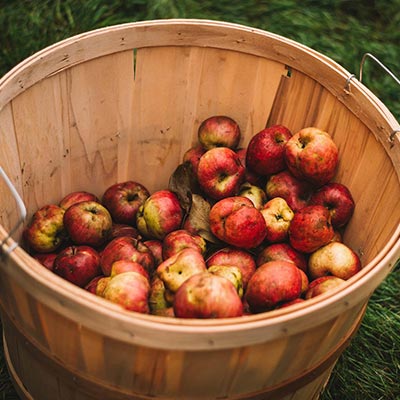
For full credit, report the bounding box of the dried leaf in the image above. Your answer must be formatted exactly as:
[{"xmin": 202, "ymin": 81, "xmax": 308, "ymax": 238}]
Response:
[
  {"xmin": 186, "ymin": 194, "xmax": 220, "ymax": 244},
  {"xmin": 168, "ymin": 161, "xmax": 199, "ymax": 215}
]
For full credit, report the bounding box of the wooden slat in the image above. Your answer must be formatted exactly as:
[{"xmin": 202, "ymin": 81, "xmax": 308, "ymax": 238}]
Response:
[
  {"xmin": 128, "ymin": 46, "xmax": 287, "ymax": 192},
  {"xmin": 0, "ymin": 103, "xmax": 24, "ymax": 234}
]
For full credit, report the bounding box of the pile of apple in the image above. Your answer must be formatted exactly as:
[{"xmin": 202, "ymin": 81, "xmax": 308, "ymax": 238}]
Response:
[{"xmin": 23, "ymin": 115, "xmax": 362, "ymax": 318}]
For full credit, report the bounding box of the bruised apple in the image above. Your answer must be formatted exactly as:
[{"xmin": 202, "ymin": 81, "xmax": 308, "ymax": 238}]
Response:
[
  {"xmin": 308, "ymin": 241, "xmax": 361, "ymax": 280},
  {"xmin": 156, "ymin": 248, "xmax": 207, "ymax": 294},
  {"xmin": 173, "ymin": 272, "xmax": 243, "ymax": 318},
  {"xmin": 23, "ymin": 204, "xmax": 66, "ymax": 253},
  {"xmin": 288, "ymin": 205, "xmax": 334, "ymax": 253},
  {"xmin": 260, "ymin": 197, "xmax": 294, "ymax": 243},
  {"xmin": 284, "ymin": 127, "xmax": 339, "ymax": 187},
  {"xmin": 136, "ymin": 190, "xmax": 183, "ymax": 240},
  {"xmin": 245, "ymin": 260, "xmax": 303, "ymax": 312},
  {"xmin": 209, "ymin": 196, "xmax": 266, "ymax": 249},
  {"xmin": 101, "ymin": 271, "xmax": 150, "ymax": 313}
]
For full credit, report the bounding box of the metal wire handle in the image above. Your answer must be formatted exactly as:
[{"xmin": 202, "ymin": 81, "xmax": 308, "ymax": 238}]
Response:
[
  {"xmin": 359, "ymin": 52, "xmax": 400, "ymax": 85},
  {"xmin": 357, "ymin": 53, "xmax": 400, "ymax": 144},
  {"xmin": 0, "ymin": 166, "xmax": 27, "ymax": 255}
]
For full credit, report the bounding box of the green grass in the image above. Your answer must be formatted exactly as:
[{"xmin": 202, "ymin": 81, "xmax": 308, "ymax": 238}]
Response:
[{"xmin": 0, "ymin": 1, "xmax": 399, "ymax": 399}]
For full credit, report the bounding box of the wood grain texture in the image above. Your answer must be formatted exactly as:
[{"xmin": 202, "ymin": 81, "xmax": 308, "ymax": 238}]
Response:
[{"xmin": 0, "ymin": 299, "xmax": 364, "ymax": 399}]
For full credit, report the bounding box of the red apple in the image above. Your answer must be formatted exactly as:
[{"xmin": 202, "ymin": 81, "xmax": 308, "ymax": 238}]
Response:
[
  {"xmin": 308, "ymin": 241, "xmax": 362, "ymax": 280},
  {"xmin": 309, "ymin": 182, "xmax": 355, "ymax": 228},
  {"xmin": 53, "ymin": 245, "xmax": 101, "ymax": 287},
  {"xmin": 206, "ymin": 247, "xmax": 256, "ymax": 289},
  {"xmin": 156, "ymin": 248, "xmax": 207, "ymax": 294},
  {"xmin": 183, "ymin": 145, "xmax": 206, "ymax": 175},
  {"xmin": 173, "ymin": 272, "xmax": 243, "ymax": 318},
  {"xmin": 256, "ymin": 242, "xmax": 308, "ymax": 272},
  {"xmin": 209, "ymin": 196, "xmax": 267, "ymax": 249},
  {"xmin": 110, "ymin": 259, "xmax": 150, "ymax": 281},
  {"xmin": 198, "ymin": 115, "xmax": 241, "ymax": 150},
  {"xmin": 63, "ymin": 201, "xmax": 112, "ymax": 247},
  {"xmin": 162, "ymin": 229, "xmax": 207, "ymax": 260},
  {"xmin": 59, "ymin": 191, "xmax": 99, "ymax": 210},
  {"xmin": 236, "ymin": 148, "xmax": 262, "ymax": 185},
  {"xmin": 246, "ymin": 125, "xmax": 292, "ymax": 175},
  {"xmin": 110, "ymin": 223, "xmax": 140, "ymax": 240},
  {"xmin": 260, "ymin": 197, "xmax": 294, "ymax": 243},
  {"xmin": 197, "ymin": 147, "xmax": 245, "ymax": 200},
  {"xmin": 102, "ymin": 181, "xmax": 150, "ymax": 225},
  {"xmin": 32, "ymin": 252, "xmax": 58, "ymax": 271},
  {"xmin": 23, "ymin": 204, "xmax": 66, "ymax": 253},
  {"xmin": 101, "ymin": 271, "xmax": 150, "ymax": 313},
  {"xmin": 304, "ymin": 276, "xmax": 345, "ymax": 299},
  {"xmin": 245, "ymin": 260, "xmax": 303, "ymax": 312},
  {"xmin": 265, "ymin": 170, "xmax": 313, "ymax": 212},
  {"xmin": 100, "ymin": 236, "xmax": 155, "ymax": 276},
  {"xmin": 143, "ymin": 239, "xmax": 164, "ymax": 266},
  {"xmin": 238, "ymin": 182, "xmax": 267, "ymax": 209},
  {"xmin": 288, "ymin": 205, "xmax": 334, "ymax": 253},
  {"xmin": 136, "ymin": 189, "xmax": 183, "ymax": 240},
  {"xmin": 284, "ymin": 127, "xmax": 339, "ymax": 187}
]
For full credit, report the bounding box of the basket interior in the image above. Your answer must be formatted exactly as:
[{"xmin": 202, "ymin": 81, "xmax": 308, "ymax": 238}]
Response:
[{"xmin": 0, "ymin": 31, "xmax": 398, "ymax": 275}]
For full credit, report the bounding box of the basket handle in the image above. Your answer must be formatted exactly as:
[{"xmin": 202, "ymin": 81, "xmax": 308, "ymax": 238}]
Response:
[
  {"xmin": 359, "ymin": 52, "xmax": 400, "ymax": 86},
  {"xmin": 0, "ymin": 166, "xmax": 27, "ymax": 256},
  {"xmin": 358, "ymin": 53, "xmax": 400, "ymax": 143}
]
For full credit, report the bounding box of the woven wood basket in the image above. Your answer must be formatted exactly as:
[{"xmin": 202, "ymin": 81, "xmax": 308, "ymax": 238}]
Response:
[{"xmin": 0, "ymin": 20, "xmax": 399, "ymax": 400}]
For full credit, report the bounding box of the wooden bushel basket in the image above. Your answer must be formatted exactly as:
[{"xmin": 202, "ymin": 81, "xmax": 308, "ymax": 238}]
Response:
[{"xmin": 0, "ymin": 20, "xmax": 399, "ymax": 400}]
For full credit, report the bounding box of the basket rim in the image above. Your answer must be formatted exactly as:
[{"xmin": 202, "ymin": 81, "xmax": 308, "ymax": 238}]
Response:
[{"xmin": 0, "ymin": 19, "xmax": 399, "ymax": 350}]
